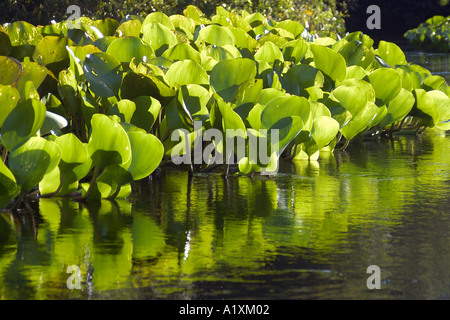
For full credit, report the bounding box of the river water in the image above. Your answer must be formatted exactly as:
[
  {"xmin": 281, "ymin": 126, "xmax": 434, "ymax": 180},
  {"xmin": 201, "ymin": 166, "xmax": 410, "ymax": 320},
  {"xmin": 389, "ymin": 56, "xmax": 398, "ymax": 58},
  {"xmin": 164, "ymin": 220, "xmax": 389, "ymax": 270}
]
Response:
[{"xmin": 0, "ymin": 52, "xmax": 449, "ymax": 300}]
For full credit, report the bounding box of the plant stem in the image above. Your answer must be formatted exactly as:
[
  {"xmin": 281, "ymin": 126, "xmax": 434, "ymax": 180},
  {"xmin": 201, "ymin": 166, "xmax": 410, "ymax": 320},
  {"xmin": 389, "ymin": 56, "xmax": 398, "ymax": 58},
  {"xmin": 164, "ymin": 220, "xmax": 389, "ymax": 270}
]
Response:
[
  {"xmin": 2, "ymin": 148, "xmax": 8, "ymax": 164},
  {"xmin": 11, "ymin": 191, "xmax": 25, "ymax": 211},
  {"xmin": 107, "ymin": 184, "xmax": 122, "ymax": 200},
  {"xmin": 75, "ymin": 166, "xmax": 101, "ymax": 201}
]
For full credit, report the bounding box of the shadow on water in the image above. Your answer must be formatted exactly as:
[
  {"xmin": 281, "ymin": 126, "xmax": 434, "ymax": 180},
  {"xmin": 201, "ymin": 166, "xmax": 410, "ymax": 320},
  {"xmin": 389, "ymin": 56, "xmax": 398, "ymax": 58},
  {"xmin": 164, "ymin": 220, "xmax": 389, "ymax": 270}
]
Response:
[{"xmin": 1, "ymin": 130, "xmax": 450, "ymax": 300}]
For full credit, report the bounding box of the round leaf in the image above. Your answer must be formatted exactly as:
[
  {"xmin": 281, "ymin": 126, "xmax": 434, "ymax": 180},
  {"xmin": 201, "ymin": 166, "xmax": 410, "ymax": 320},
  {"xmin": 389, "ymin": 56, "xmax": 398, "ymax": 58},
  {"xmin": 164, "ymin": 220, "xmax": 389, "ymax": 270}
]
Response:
[
  {"xmin": 9, "ymin": 137, "xmax": 62, "ymax": 193},
  {"xmin": 310, "ymin": 43, "xmax": 346, "ymax": 82},
  {"xmin": 83, "ymin": 52, "xmax": 123, "ymax": 98},
  {"xmin": 32, "ymin": 36, "xmax": 73, "ymax": 66},
  {"xmin": 166, "ymin": 60, "xmax": 209, "ymax": 87},
  {"xmin": 368, "ymin": 68, "xmax": 402, "ymax": 104},
  {"xmin": 106, "ymin": 36, "xmax": 155, "ymax": 64},
  {"xmin": 87, "ymin": 114, "xmax": 131, "ymax": 168},
  {"xmin": 210, "ymin": 58, "xmax": 257, "ymax": 102},
  {"xmin": 0, "ymin": 85, "xmax": 20, "ymax": 128},
  {"xmin": 0, "ymin": 98, "xmax": 46, "ymax": 151}
]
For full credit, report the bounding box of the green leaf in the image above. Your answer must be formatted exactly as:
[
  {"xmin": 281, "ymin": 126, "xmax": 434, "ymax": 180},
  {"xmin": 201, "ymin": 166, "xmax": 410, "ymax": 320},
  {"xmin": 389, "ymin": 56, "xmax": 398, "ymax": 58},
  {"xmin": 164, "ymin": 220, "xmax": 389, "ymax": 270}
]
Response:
[
  {"xmin": 117, "ymin": 19, "xmax": 142, "ymax": 38},
  {"xmin": 368, "ymin": 68, "xmax": 402, "ymax": 104},
  {"xmin": 32, "ymin": 36, "xmax": 73, "ymax": 66},
  {"xmin": 428, "ymin": 90, "xmax": 450, "ymax": 128},
  {"xmin": 331, "ymin": 84, "xmax": 368, "ymax": 116},
  {"xmin": 55, "ymin": 133, "xmax": 89, "ymax": 171},
  {"xmin": 310, "ymin": 116, "xmax": 340, "ymax": 149},
  {"xmin": 131, "ymin": 96, "xmax": 161, "ymax": 131},
  {"xmin": 166, "ymin": 60, "xmax": 209, "ymax": 87},
  {"xmin": 93, "ymin": 18, "xmax": 120, "ymax": 37},
  {"xmin": 255, "ymin": 41, "xmax": 284, "ymax": 65},
  {"xmin": 275, "ymin": 20, "xmax": 304, "ymax": 38},
  {"xmin": 233, "ymin": 78, "xmax": 263, "ymax": 106},
  {"xmin": 210, "ymin": 58, "xmax": 257, "ymax": 103},
  {"xmin": 379, "ymin": 88, "xmax": 415, "ymax": 128},
  {"xmin": 228, "ymin": 26, "xmax": 258, "ymax": 50},
  {"xmin": 108, "ymin": 99, "xmax": 136, "ymax": 123},
  {"xmin": 170, "ymin": 14, "xmax": 196, "ymax": 34},
  {"xmin": 0, "ymin": 160, "xmax": 20, "ymax": 209},
  {"xmin": 215, "ymin": 95, "xmax": 247, "ymax": 138},
  {"xmin": 197, "ymin": 24, "xmax": 235, "ymax": 47},
  {"xmin": 122, "ymin": 128, "xmax": 164, "ymax": 180},
  {"xmin": 0, "ymin": 85, "xmax": 20, "ymax": 128},
  {"xmin": 142, "ymin": 22, "xmax": 177, "ymax": 54},
  {"xmin": 6, "ymin": 21, "xmax": 42, "ymax": 46},
  {"xmin": 269, "ymin": 116, "xmax": 304, "ymax": 159},
  {"xmin": 0, "ymin": 30, "xmax": 12, "ymax": 56},
  {"xmin": 310, "ymin": 43, "xmax": 347, "ymax": 82},
  {"xmin": 177, "ymin": 84, "xmax": 210, "ymax": 124},
  {"xmin": 87, "ymin": 114, "xmax": 132, "ymax": 168},
  {"xmin": 58, "ymin": 68, "xmax": 81, "ymax": 116},
  {"xmin": 0, "ymin": 98, "xmax": 46, "ymax": 150},
  {"xmin": 9, "ymin": 137, "xmax": 61, "ymax": 193},
  {"xmin": 142, "ymin": 12, "xmax": 174, "ymax": 30},
  {"xmin": 17, "ymin": 61, "xmax": 48, "ymax": 99},
  {"xmin": 376, "ymin": 41, "xmax": 407, "ymax": 67},
  {"xmin": 338, "ymin": 41, "xmax": 374, "ymax": 68},
  {"xmin": 340, "ymin": 102, "xmax": 378, "ymax": 140},
  {"xmin": 162, "ymin": 42, "xmax": 201, "ymax": 63},
  {"xmin": 183, "ymin": 5, "xmax": 204, "ymax": 20},
  {"xmin": 238, "ymin": 156, "xmax": 253, "ymax": 174},
  {"xmin": 411, "ymin": 88, "xmax": 439, "ymax": 127},
  {"xmin": 83, "ymin": 52, "xmax": 123, "ymax": 98},
  {"xmin": 281, "ymin": 39, "xmax": 308, "ymax": 63},
  {"xmin": 261, "ymin": 95, "xmax": 310, "ymax": 129},
  {"xmin": 106, "ymin": 36, "xmax": 155, "ymax": 65},
  {"xmin": 283, "ymin": 64, "xmax": 324, "ymax": 90},
  {"xmin": 344, "ymin": 31, "xmax": 374, "ymax": 49},
  {"xmin": 0, "ymin": 56, "xmax": 23, "ymax": 86}
]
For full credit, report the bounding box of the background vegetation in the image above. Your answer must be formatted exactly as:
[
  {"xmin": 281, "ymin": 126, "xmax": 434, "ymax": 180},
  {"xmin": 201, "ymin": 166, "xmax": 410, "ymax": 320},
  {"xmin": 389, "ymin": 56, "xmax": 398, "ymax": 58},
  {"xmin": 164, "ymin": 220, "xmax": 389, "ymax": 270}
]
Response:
[
  {"xmin": 0, "ymin": 0, "xmax": 347, "ymax": 37},
  {"xmin": 344, "ymin": 0, "xmax": 450, "ymax": 42}
]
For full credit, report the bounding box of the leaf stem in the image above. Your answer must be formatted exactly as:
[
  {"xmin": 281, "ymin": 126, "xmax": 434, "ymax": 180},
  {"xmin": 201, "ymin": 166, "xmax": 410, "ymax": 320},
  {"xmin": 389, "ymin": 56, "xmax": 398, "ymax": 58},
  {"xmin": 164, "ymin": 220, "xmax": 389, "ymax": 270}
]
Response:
[{"xmin": 75, "ymin": 166, "xmax": 101, "ymax": 201}]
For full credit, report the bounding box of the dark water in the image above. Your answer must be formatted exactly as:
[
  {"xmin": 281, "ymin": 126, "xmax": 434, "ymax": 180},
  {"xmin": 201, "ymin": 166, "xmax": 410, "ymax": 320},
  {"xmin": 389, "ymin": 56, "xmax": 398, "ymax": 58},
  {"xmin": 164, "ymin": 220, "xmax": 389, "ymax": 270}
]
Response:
[
  {"xmin": 1, "ymin": 131, "xmax": 449, "ymax": 300},
  {"xmin": 405, "ymin": 50, "xmax": 450, "ymax": 83}
]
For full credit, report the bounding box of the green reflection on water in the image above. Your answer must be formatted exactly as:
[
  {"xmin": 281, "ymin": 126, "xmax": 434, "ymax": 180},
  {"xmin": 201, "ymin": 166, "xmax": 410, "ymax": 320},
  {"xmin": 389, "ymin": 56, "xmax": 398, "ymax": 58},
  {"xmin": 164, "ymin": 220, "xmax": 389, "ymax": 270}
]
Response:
[
  {"xmin": 405, "ymin": 51, "xmax": 450, "ymax": 82},
  {"xmin": 1, "ymin": 131, "xmax": 450, "ymax": 299}
]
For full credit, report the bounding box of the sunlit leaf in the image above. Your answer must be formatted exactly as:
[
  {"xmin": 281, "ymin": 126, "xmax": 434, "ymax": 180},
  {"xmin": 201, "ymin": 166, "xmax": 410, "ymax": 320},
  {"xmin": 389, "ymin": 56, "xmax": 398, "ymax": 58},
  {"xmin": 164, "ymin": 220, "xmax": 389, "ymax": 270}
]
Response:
[{"xmin": 9, "ymin": 137, "xmax": 61, "ymax": 193}]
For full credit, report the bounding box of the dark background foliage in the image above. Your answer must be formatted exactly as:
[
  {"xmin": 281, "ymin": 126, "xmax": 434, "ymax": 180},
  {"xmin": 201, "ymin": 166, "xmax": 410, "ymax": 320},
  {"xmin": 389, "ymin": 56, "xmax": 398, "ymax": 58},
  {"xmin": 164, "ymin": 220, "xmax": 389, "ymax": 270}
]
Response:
[
  {"xmin": 0, "ymin": 0, "xmax": 449, "ymax": 40},
  {"xmin": 344, "ymin": 0, "xmax": 450, "ymax": 42}
]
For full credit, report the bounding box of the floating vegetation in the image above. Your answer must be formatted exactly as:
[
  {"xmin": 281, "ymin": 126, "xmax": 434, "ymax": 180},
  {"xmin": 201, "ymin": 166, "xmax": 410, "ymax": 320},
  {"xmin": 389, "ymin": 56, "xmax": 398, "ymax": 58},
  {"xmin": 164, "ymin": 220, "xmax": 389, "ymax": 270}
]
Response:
[
  {"xmin": 0, "ymin": 5, "xmax": 449, "ymax": 209},
  {"xmin": 404, "ymin": 15, "xmax": 450, "ymax": 52}
]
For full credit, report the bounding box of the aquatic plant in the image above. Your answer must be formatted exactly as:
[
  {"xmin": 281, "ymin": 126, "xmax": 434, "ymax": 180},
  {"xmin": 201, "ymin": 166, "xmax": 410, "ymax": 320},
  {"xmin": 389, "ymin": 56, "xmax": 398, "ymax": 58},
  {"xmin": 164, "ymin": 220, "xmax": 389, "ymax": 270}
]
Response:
[
  {"xmin": 0, "ymin": 5, "xmax": 449, "ymax": 209},
  {"xmin": 404, "ymin": 15, "xmax": 450, "ymax": 52}
]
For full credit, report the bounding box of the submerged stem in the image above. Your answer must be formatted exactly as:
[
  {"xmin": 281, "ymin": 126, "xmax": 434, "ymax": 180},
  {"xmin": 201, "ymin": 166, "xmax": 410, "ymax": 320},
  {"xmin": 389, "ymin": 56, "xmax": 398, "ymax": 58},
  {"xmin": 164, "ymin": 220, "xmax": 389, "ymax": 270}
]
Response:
[{"xmin": 11, "ymin": 191, "xmax": 25, "ymax": 211}]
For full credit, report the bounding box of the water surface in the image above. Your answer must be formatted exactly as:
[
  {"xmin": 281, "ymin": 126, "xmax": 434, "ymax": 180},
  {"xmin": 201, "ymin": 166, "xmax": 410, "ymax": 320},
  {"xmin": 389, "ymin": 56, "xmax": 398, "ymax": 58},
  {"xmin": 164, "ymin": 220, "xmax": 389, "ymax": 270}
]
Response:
[{"xmin": 1, "ymin": 131, "xmax": 449, "ymax": 300}]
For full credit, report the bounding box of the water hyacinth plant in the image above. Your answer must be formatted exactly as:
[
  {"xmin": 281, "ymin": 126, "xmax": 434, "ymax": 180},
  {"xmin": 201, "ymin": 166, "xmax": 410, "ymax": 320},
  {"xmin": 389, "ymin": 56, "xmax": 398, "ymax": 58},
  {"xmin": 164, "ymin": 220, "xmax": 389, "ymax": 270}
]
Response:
[
  {"xmin": 404, "ymin": 15, "xmax": 450, "ymax": 52},
  {"xmin": 0, "ymin": 5, "xmax": 449, "ymax": 210}
]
